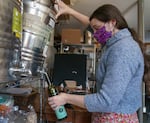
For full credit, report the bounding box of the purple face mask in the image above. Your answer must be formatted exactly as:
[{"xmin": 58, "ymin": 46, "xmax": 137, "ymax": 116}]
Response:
[{"xmin": 93, "ymin": 26, "xmax": 112, "ymax": 44}]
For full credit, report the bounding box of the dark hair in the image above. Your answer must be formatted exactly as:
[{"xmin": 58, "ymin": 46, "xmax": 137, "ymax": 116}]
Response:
[
  {"xmin": 89, "ymin": 4, "xmax": 145, "ymax": 53},
  {"xmin": 90, "ymin": 4, "xmax": 149, "ymax": 84}
]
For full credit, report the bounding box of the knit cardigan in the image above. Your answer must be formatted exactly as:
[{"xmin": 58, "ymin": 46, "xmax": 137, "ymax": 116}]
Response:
[{"xmin": 84, "ymin": 28, "xmax": 144, "ymax": 114}]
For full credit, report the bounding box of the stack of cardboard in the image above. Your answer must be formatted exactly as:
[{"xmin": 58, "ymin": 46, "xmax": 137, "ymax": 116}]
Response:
[{"xmin": 61, "ymin": 29, "xmax": 82, "ymax": 44}]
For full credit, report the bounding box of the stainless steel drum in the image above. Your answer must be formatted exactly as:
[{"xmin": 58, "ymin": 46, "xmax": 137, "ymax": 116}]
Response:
[
  {"xmin": 0, "ymin": 0, "xmax": 23, "ymax": 83},
  {"xmin": 22, "ymin": 0, "xmax": 55, "ymax": 76},
  {"xmin": 24, "ymin": 0, "xmax": 52, "ymax": 7}
]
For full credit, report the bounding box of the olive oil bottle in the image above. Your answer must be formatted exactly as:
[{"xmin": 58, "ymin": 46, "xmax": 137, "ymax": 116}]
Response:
[{"xmin": 48, "ymin": 84, "xmax": 67, "ymax": 120}]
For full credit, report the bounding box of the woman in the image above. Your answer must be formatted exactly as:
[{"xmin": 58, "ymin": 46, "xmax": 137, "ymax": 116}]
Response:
[{"xmin": 48, "ymin": 1, "xmax": 144, "ymax": 122}]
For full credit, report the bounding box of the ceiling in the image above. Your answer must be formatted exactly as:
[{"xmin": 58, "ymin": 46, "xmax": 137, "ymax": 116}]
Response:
[
  {"xmin": 55, "ymin": 0, "xmax": 138, "ymax": 35},
  {"xmin": 55, "ymin": 0, "xmax": 150, "ymax": 42}
]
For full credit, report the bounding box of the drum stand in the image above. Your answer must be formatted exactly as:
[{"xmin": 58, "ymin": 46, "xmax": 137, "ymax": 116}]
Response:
[{"xmin": 38, "ymin": 68, "xmax": 51, "ymax": 123}]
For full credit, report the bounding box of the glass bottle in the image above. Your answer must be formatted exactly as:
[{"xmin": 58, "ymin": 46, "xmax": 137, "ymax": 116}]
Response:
[
  {"xmin": 26, "ymin": 105, "xmax": 37, "ymax": 123},
  {"xmin": 48, "ymin": 84, "xmax": 67, "ymax": 120},
  {"xmin": 0, "ymin": 110, "xmax": 8, "ymax": 123}
]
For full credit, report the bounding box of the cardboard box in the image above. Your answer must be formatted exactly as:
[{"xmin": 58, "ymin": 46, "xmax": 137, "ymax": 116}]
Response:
[{"xmin": 61, "ymin": 29, "xmax": 82, "ymax": 44}]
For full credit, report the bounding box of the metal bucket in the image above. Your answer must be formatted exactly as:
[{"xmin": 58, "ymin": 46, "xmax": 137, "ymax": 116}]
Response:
[
  {"xmin": 0, "ymin": 0, "xmax": 23, "ymax": 83},
  {"xmin": 22, "ymin": 0, "xmax": 55, "ymax": 76},
  {"xmin": 24, "ymin": 0, "xmax": 52, "ymax": 7}
]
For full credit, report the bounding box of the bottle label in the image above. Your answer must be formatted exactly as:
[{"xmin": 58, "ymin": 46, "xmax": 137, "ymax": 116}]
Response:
[
  {"xmin": 55, "ymin": 105, "xmax": 67, "ymax": 120},
  {"xmin": 12, "ymin": 7, "xmax": 22, "ymax": 39}
]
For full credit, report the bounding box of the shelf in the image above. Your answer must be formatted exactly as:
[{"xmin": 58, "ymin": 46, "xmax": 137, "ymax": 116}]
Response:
[{"xmin": 59, "ymin": 43, "xmax": 101, "ymax": 79}]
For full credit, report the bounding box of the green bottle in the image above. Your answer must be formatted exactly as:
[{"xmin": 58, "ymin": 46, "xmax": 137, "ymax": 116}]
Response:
[{"xmin": 48, "ymin": 84, "xmax": 67, "ymax": 120}]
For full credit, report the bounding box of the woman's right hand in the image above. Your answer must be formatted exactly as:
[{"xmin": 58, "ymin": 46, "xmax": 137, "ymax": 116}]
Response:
[
  {"xmin": 48, "ymin": 93, "xmax": 67, "ymax": 110},
  {"xmin": 55, "ymin": 0, "xmax": 73, "ymax": 19}
]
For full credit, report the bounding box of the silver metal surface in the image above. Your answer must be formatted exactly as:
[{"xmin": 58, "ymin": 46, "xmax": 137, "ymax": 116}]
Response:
[
  {"xmin": 22, "ymin": 0, "xmax": 55, "ymax": 76},
  {"xmin": 24, "ymin": 0, "xmax": 53, "ymax": 7},
  {"xmin": 0, "ymin": 0, "xmax": 23, "ymax": 83}
]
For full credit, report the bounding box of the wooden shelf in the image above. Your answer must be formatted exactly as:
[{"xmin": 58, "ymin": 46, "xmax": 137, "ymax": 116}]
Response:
[{"xmin": 15, "ymin": 88, "xmax": 92, "ymax": 123}]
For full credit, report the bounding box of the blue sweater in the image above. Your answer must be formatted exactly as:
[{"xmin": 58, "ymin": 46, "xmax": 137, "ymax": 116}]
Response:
[{"xmin": 84, "ymin": 28, "xmax": 144, "ymax": 114}]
